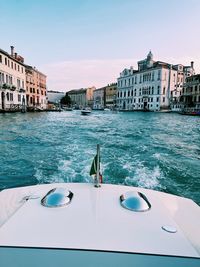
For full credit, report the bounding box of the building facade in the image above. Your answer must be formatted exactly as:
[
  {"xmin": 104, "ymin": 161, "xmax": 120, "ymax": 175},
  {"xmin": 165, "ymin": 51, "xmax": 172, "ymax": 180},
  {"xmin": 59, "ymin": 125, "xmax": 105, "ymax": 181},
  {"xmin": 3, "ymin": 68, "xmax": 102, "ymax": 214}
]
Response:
[
  {"xmin": 116, "ymin": 52, "xmax": 195, "ymax": 111},
  {"xmin": 0, "ymin": 46, "xmax": 26, "ymax": 111},
  {"xmin": 68, "ymin": 87, "xmax": 95, "ymax": 108},
  {"xmin": 47, "ymin": 90, "xmax": 65, "ymax": 104},
  {"xmin": 93, "ymin": 87, "xmax": 106, "ymax": 109},
  {"xmin": 25, "ymin": 65, "xmax": 47, "ymax": 110},
  {"xmin": 105, "ymin": 83, "xmax": 117, "ymax": 108},
  {"xmin": 170, "ymin": 63, "xmax": 195, "ymax": 111},
  {"xmin": 180, "ymin": 74, "xmax": 200, "ymax": 111}
]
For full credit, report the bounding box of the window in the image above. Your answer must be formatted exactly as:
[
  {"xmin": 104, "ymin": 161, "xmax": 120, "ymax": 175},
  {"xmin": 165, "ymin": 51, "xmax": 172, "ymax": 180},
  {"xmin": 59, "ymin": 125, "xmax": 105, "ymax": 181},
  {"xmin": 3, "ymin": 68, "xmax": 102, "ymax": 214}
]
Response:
[
  {"xmin": 17, "ymin": 79, "xmax": 20, "ymax": 88},
  {"xmin": 10, "ymin": 93, "xmax": 13, "ymax": 101},
  {"xmin": 157, "ymin": 86, "xmax": 160, "ymax": 94},
  {"xmin": 7, "ymin": 92, "xmax": 9, "ymax": 101},
  {"xmin": 158, "ymin": 70, "xmax": 161, "ymax": 80},
  {"xmin": 11, "ymin": 62, "xmax": 13, "ymax": 69},
  {"xmin": 157, "ymin": 97, "xmax": 159, "ymax": 102},
  {"xmin": 152, "ymin": 71, "xmax": 154, "ymax": 81},
  {"xmin": 0, "ymin": 55, "xmax": 2, "ymax": 63},
  {"xmin": 9, "ymin": 76, "xmax": 12, "ymax": 85},
  {"xmin": 163, "ymin": 97, "xmax": 165, "ymax": 102},
  {"xmin": 163, "ymin": 87, "xmax": 166, "ymax": 94},
  {"xmin": 5, "ymin": 58, "xmax": 7, "ymax": 65},
  {"xmin": 18, "ymin": 94, "xmax": 21, "ymax": 102},
  {"xmin": 1, "ymin": 73, "xmax": 4, "ymax": 83}
]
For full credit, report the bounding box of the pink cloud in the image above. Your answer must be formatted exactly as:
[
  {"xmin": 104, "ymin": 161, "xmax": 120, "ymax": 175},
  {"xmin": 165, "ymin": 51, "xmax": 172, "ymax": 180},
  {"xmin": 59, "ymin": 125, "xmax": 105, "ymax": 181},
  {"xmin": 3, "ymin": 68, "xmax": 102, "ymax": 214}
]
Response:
[{"xmin": 39, "ymin": 57, "xmax": 200, "ymax": 92}]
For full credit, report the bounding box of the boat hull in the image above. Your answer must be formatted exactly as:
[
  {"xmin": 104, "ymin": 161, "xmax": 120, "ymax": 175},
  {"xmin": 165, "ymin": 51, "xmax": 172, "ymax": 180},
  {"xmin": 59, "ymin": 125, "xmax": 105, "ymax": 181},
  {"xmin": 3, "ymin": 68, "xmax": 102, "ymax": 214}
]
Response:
[{"xmin": 0, "ymin": 247, "xmax": 199, "ymax": 267}]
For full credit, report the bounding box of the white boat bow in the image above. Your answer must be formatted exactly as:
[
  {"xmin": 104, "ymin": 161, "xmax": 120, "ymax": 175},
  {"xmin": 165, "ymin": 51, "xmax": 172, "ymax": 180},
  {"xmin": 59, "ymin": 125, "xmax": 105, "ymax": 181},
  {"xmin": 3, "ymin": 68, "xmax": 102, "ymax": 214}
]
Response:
[{"xmin": 0, "ymin": 183, "xmax": 199, "ymax": 266}]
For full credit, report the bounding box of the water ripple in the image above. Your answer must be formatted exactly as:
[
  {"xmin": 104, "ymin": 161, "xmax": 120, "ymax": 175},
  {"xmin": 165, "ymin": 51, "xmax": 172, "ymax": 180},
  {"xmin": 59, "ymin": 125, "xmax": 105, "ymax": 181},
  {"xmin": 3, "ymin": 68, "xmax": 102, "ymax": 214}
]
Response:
[{"xmin": 0, "ymin": 111, "xmax": 199, "ymax": 204}]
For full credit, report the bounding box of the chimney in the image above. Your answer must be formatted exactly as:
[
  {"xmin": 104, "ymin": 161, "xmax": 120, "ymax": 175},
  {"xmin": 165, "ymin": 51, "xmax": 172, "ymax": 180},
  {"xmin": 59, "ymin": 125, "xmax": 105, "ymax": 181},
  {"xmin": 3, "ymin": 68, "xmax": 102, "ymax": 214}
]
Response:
[
  {"xmin": 191, "ymin": 61, "xmax": 194, "ymax": 68},
  {"xmin": 10, "ymin": 46, "xmax": 14, "ymax": 57},
  {"xmin": 14, "ymin": 52, "xmax": 17, "ymax": 59}
]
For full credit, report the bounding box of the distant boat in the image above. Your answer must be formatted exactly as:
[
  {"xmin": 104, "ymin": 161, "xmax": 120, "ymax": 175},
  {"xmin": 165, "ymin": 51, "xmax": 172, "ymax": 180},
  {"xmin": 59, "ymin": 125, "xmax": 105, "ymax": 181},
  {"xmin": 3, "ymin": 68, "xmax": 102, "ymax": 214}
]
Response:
[
  {"xmin": 180, "ymin": 109, "xmax": 200, "ymax": 116},
  {"xmin": 81, "ymin": 107, "xmax": 91, "ymax": 115},
  {"xmin": 104, "ymin": 108, "xmax": 111, "ymax": 112}
]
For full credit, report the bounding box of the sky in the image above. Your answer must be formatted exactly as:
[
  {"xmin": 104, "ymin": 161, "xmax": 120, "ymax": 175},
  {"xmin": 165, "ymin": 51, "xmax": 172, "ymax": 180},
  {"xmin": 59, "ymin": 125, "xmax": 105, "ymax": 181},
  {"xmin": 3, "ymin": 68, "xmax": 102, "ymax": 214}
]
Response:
[{"xmin": 1, "ymin": 0, "xmax": 200, "ymax": 91}]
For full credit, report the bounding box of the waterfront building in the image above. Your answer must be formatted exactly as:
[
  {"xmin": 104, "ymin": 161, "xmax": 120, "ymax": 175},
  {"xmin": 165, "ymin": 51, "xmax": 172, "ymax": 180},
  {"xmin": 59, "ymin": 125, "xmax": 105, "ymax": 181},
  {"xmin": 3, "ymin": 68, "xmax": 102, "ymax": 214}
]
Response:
[
  {"xmin": 68, "ymin": 87, "xmax": 95, "ymax": 108},
  {"xmin": 116, "ymin": 51, "xmax": 195, "ymax": 111},
  {"xmin": 93, "ymin": 87, "xmax": 106, "ymax": 110},
  {"xmin": 0, "ymin": 46, "xmax": 26, "ymax": 111},
  {"xmin": 170, "ymin": 63, "xmax": 195, "ymax": 111},
  {"xmin": 25, "ymin": 65, "xmax": 47, "ymax": 110},
  {"xmin": 47, "ymin": 90, "xmax": 65, "ymax": 104},
  {"xmin": 180, "ymin": 74, "xmax": 200, "ymax": 110},
  {"xmin": 105, "ymin": 83, "xmax": 117, "ymax": 109}
]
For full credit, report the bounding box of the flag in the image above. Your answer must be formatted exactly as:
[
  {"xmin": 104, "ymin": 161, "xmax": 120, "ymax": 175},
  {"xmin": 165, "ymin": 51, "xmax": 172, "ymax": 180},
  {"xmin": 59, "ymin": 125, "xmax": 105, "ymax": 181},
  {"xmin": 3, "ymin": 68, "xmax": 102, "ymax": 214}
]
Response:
[
  {"xmin": 99, "ymin": 173, "xmax": 103, "ymax": 183},
  {"xmin": 90, "ymin": 155, "xmax": 98, "ymax": 176}
]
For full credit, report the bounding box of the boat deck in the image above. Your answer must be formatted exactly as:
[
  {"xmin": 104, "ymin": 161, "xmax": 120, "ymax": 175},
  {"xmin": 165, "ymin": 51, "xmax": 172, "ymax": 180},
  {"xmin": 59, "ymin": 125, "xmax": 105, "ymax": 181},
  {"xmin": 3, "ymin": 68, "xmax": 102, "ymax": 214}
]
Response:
[{"xmin": 0, "ymin": 183, "xmax": 199, "ymax": 259}]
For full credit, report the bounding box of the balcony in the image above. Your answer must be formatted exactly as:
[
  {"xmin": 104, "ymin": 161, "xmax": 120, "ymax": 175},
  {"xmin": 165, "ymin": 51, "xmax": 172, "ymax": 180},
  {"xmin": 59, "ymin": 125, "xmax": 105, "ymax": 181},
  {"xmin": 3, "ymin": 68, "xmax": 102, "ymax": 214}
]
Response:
[
  {"xmin": 19, "ymin": 88, "xmax": 26, "ymax": 93},
  {"xmin": 10, "ymin": 86, "xmax": 16, "ymax": 91}
]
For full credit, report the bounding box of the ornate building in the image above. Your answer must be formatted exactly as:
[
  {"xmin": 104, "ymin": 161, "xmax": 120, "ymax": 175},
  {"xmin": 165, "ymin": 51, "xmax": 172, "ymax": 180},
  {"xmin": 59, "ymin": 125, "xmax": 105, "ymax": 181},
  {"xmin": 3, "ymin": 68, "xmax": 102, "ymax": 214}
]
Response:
[
  {"xmin": 68, "ymin": 87, "xmax": 95, "ymax": 108},
  {"xmin": 25, "ymin": 65, "xmax": 47, "ymax": 110},
  {"xmin": 116, "ymin": 52, "xmax": 195, "ymax": 111},
  {"xmin": 0, "ymin": 46, "xmax": 26, "ymax": 112},
  {"xmin": 93, "ymin": 83, "xmax": 117, "ymax": 110},
  {"xmin": 180, "ymin": 74, "xmax": 200, "ymax": 111},
  {"xmin": 105, "ymin": 83, "xmax": 117, "ymax": 109},
  {"xmin": 93, "ymin": 87, "xmax": 106, "ymax": 110}
]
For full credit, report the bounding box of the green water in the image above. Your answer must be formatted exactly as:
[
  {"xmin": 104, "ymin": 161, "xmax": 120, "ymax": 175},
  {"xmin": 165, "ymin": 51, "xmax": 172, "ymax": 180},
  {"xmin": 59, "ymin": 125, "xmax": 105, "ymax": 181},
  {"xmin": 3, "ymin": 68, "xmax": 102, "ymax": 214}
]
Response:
[{"xmin": 0, "ymin": 111, "xmax": 199, "ymax": 204}]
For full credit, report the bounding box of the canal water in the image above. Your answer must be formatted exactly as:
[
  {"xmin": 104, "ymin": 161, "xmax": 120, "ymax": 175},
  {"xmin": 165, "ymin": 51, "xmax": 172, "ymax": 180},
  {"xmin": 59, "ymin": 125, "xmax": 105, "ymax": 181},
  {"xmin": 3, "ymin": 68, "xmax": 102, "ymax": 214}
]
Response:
[{"xmin": 0, "ymin": 111, "xmax": 200, "ymax": 204}]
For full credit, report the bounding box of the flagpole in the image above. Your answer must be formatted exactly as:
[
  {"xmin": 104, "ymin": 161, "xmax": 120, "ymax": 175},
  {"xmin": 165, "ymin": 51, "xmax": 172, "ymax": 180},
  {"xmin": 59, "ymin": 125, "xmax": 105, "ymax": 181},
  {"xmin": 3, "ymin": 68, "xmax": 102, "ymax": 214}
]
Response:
[{"xmin": 94, "ymin": 144, "xmax": 101, "ymax": 188}]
